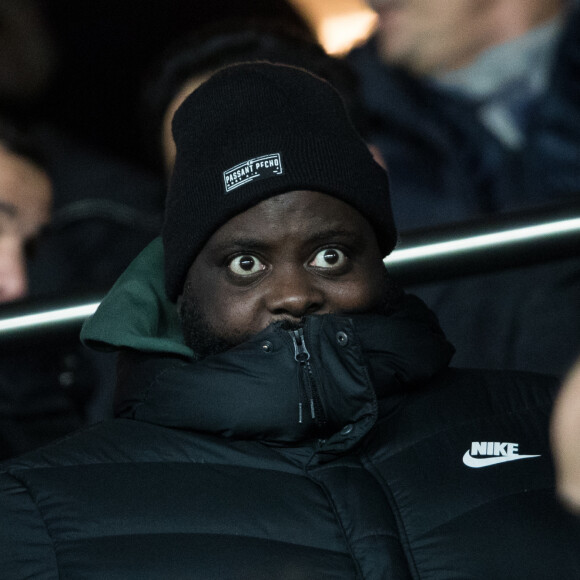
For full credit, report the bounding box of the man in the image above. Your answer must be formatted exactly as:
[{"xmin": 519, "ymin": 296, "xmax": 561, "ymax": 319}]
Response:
[
  {"xmin": 0, "ymin": 118, "xmax": 162, "ymax": 460},
  {"xmin": 365, "ymin": 0, "xmax": 564, "ymax": 73},
  {"xmin": 0, "ymin": 124, "xmax": 51, "ymax": 303},
  {"xmin": 350, "ymin": 0, "xmax": 577, "ymax": 225},
  {"xmin": 0, "ymin": 63, "xmax": 578, "ymax": 578},
  {"xmin": 552, "ymin": 355, "xmax": 580, "ymax": 514},
  {"xmin": 348, "ymin": 0, "xmax": 580, "ymax": 377},
  {"xmin": 0, "ymin": 121, "xmax": 83, "ymax": 460}
]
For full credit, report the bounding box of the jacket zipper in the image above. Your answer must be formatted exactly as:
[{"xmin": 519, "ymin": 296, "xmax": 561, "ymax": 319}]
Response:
[{"xmin": 290, "ymin": 328, "xmax": 325, "ymax": 428}]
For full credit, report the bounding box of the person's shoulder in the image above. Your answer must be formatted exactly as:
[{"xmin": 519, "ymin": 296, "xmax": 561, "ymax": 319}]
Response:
[
  {"xmin": 427, "ymin": 366, "xmax": 559, "ymax": 411},
  {"xmin": 378, "ymin": 367, "xmax": 558, "ymax": 442},
  {"xmin": 417, "ymin": 367, "xmax": 558, "ymax": 429}
]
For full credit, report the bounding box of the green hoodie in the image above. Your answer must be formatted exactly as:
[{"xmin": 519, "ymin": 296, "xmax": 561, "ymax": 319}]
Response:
[{"xmin": 80, "ymin": 237, "xmax": 193, "ymax": 359}]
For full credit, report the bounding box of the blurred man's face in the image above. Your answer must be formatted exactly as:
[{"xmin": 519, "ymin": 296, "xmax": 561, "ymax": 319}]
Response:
[
  {"xmin": 179, "ymin": 190, "xmax": 395, "ymax": 357},
  {"xmin": 367, "ymin": 0, "xmax": 496, "ymax": 74},
  {"xmin": 551, "ymin": 358, "xmax": 580, "ymax": 514},
  {"xmin": 161, "ymin": 74, "xmax": 211, "ymax": 175},
  {"xmin": 0, "ymin": 145, "xmax": 51, "ymax": 303}
]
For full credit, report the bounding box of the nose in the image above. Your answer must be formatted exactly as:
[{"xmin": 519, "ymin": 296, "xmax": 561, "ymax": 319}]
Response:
[
  {"xmin": 265, "ymin": 266, "xmax": 325, "ymax": 320},
  {"xmin": 0, "ymin": 238, "xmax": 28, "ymax": 303}
]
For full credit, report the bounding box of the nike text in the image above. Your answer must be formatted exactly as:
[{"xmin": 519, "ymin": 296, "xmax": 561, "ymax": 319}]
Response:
[{"xmin": 463, "ymin": 441, "xmax": 541, "ymax": 468}]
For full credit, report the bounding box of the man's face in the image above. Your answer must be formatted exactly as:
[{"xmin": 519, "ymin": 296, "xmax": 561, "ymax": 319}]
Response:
[
  {"xmin": 551, "ymin": 358, "xmax": 580, "ymax": 513},
  {"xmin": 179, "ymin": 190, "xmax": 393, "ymax": 356},
  {"xmin": 367, "ymin": 0, "xmax": 494, "ymax": 74},
  {"xmin": 161, "ymin": 74, "xmax": 211, "ymax": 175},
  {"xmin": 0, "ymin": 145, "xmax": 52, "ymax": 303}
]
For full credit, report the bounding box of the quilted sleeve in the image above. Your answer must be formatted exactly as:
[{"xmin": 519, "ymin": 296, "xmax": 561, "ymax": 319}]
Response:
[{"xmin": 0, "ymin": 470, "xmax": 59, "ymax": 579}]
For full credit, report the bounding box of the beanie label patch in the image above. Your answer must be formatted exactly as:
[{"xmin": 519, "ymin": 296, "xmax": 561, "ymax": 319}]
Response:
[{"xmin": 223, "ymin": 153, "xmax": 283, "ymax": 193}]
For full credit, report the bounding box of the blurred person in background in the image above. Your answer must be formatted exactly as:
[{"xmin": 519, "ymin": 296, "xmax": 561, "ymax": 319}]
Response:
[
  {"xmin": 0, "ymin": 125, "xmax": 162, "ymax": 460},
  {"xmin": 552, "ymin": 355, "xmax": 580, "ymax": 514},
  {"xmin": 0, "ymin": 2, "xmax": 164, "ymax": 457},
  {"xmin": 140, "ymin": 18, "xmax": 367, "ymax": 178},
  {"xmin": 0, "ymin": 118, "xmax": 51, "ymax": 303},
  {"xmin": 349, "ymin": 0, "xmax": 578, "ymax": 226},
  {"xmin": 347, "ymin": 0, "xmax": 580, "ymax": 378},
  {"xmin": 0, "ymin": 0, "xmax": 55, "ymax": 304},
  {"xmin": 0, "ymin": 118, "xmax": 88, "ymax": 459},
  {"xmin": 0, "ymin": 118, "xmax": 160, "ymax": 459}
]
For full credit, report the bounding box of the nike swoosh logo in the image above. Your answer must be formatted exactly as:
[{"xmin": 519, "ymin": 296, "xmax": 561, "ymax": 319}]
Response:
[{"xmin": 462, "ymin": 451, "xmax": 541, "ymax": 468}]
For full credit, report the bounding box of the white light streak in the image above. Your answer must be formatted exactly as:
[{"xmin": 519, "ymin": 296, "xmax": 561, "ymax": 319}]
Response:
[
  {"xmin": 385, "ymin": 217, "xmax": 580, "ymax": 265},
  {"xmin": 0, "ymin": 302, "xmax": 100, "ymax": 333}
]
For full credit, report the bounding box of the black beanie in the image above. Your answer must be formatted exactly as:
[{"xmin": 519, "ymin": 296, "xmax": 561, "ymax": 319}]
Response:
[{"xmin": 163, "ymin": 62, "xmax": 397, "ymax": 301}]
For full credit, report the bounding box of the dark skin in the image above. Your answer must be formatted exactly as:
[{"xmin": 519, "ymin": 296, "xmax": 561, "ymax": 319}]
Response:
[{"xmin": 179, "ymin": 190, "xmax": 393, "ymax": 356}]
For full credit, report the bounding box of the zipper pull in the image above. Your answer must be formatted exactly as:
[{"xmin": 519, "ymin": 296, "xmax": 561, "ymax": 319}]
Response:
[{"xmin": 291, "ymin": 328, "xmax": 310, "ymax": 362}]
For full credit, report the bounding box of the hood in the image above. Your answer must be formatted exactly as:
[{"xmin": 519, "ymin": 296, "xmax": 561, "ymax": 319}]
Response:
[{"xmin": 81, "ymin": 237, "xmax": 192, "ymax": 359}]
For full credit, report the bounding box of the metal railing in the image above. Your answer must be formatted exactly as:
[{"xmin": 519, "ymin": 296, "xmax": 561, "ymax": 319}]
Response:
[
  {"xmin": 1, "ymin": 202, "xmax": 579, "ymax": 342},
  {"xmin": 385, "ymin": 201, "xmax": 580, "ymax": 284}
]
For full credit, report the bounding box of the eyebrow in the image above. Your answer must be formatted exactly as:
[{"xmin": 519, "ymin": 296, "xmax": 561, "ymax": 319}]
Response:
[
  {"xmin": 210, "ymin": 228, "xmax": 366, "ymax": 255},
  {"xmin": 305, "ymin": 228, "xmax": 365, "ymax": 246},
  {"xmin": 208, "ymin": 238, "xmax": 273, "ymax": 255},
  {"xmin": 0, "ymin": 200, "xmax": 17, "ymax": 218}
]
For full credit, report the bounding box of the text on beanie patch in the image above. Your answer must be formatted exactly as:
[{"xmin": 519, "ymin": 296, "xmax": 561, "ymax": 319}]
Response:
[{"xmin": 223, "ymin": 153, "xmax": 283, "ymax": 193}]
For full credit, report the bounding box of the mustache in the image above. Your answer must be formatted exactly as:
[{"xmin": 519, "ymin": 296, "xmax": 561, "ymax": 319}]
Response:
[
  {"xmin": 277, "ymin": 318, "xmax": 305, "ymax": 332},
  {"xmin": 272, "ymin": 302, "xmax": 395, "ymax": 333}
]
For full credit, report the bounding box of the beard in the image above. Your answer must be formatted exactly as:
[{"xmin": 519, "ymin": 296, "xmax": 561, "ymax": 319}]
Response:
[
  {"xmin": 178, "ymin": 297, "xmax": 250, "ymax": 359},
  {"xmin": 180, "ymin": 269, "xmax": 403, "ymax": 359}
]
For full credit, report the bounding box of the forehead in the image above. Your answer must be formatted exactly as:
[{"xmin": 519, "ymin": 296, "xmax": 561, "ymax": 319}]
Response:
[{"xmin": 203, "ymin": 190, "xmax": 377, "ymax": 251}]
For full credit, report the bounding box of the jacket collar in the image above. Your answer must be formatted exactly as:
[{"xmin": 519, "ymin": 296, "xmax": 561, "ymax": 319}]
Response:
[
  {"xmin": 82, "ymin": 238, "xmax": 454, "ymax": 445},
  {"xmin": 114, "ymin": 301, "xmax": 453, "ymax": 445}
]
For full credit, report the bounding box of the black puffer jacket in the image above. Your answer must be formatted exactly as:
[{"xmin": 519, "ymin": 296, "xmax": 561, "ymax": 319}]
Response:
[{"xmin": 1, "ymin": 240, "xmax": 578, "ymax": 579}]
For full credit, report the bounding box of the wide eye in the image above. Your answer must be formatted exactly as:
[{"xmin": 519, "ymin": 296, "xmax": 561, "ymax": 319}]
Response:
[
  {"xmin": 309, "ymin": 248, "xmax": 347, "ymax": 269},
  {"xmin": 228, "ymin": 254, "xmax": 266, "ymax": 276}
]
